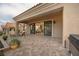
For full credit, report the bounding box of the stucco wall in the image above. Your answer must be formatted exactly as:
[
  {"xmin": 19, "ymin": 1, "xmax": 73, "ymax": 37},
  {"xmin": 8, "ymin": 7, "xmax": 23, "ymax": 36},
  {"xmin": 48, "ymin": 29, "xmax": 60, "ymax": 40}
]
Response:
[
  {"xmin": 63, "ymin": 4, "xmax": 79, "ymax": 49},
  {"xmin": 53, "ymin": 11, "xmax": 63, "ymax": 38}
]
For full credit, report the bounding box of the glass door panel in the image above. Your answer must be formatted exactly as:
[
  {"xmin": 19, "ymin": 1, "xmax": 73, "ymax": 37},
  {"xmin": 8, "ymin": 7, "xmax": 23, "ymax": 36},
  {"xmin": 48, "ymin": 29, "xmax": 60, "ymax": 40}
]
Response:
[{"xmin": 44, "ymin": 21, "xmax": 52, "ymax": 36}]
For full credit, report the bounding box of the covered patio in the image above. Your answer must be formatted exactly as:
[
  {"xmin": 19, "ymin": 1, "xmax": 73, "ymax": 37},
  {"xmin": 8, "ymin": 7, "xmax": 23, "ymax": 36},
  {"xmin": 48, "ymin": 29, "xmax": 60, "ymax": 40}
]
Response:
[
  {"xmin": 15, "ymin": 4, "xmax": 63, "ymax": 39},
  {"xmin": 13, "ymin": 3, "xmax": 79, "ymax": 56},
  {"xmin": 12, "ymin": 4, "xmax": 66, "ymax": 56}
]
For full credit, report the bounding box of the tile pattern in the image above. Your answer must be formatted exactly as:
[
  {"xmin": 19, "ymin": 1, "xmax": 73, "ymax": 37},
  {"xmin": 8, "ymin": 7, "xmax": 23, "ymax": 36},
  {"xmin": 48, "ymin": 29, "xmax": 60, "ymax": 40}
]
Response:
[{"xmin": 4, "ymin": 35, "xmax": 68, "ymax": 56}]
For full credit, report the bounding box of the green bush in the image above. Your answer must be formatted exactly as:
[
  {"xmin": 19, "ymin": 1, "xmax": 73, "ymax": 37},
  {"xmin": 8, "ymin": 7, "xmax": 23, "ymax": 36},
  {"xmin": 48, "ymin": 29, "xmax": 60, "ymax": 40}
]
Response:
[
  {"xmin": 10, "ymin": 39, "xmax": 20, "ymax": 47},
  {"xmin": 0, "ymin": 32, "xmax": 3, "ymax": 36}
]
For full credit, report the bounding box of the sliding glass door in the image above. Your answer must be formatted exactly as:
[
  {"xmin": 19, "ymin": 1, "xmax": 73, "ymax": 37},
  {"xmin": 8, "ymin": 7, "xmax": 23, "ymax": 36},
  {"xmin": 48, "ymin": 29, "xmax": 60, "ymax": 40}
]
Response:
[
  {"xmin": 44, "ymin": 21, "xmax": 52, "ymax": 36},
  {"xmin": 30, "ymin": 23, "xmax": 35, "ymax": 34}
]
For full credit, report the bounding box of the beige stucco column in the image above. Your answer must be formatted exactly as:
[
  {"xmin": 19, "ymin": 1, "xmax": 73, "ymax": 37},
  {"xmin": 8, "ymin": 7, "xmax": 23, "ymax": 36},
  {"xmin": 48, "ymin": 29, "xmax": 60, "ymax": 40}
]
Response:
[
  {"xmin": 63, "ymin": 4, "xmax": 79, "ymax": 50},
  {"xmin": 25, "ymin": 24, "xmax": 27, "ymax": 35},
  {"xmin": 23, "ymin": 23, "xmax": 27, "ymax": 36},
  {"xmin": 52, "ymin": 20, "xmax": 54, "ymax": 37},
  {"xmin": 25, "ymin": 24, "xmax": 30, "ymax": 35},
  {"xmin": 16, "ymin": 22, "xmax": 19, "ymax": 36}
]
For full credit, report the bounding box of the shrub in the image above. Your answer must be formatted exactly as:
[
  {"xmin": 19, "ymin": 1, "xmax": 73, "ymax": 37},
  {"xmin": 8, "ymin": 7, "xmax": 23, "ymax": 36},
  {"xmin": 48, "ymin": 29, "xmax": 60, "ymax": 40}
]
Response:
[
  {"xmin": 0, "ymin": 32, "xmax": 3, "ymax": 36},
  {"xmin": 10, "ymin": 39, "xmax": 20, "ymax": 49}
]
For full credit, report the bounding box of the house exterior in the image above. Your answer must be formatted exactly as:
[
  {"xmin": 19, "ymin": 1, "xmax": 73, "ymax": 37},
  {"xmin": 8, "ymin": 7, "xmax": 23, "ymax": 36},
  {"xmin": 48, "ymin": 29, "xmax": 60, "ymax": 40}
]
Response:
[
  {"xmin": 2, "ymin": 22, "xmax": 16, "ymax": 35},
  {"xmin": 4, "ymin": 22, "xmax": 15, "ymax": 29},
  {"xmin": 13, "ymin": 3, "xmax": 79, "ymax": 50}
]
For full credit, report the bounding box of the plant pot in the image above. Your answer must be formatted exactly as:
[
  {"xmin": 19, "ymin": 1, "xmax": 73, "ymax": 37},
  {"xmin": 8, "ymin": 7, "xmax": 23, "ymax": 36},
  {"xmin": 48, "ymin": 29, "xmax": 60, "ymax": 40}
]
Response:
[
  {"xmin": 10, "ymin": 44, "xmax": 18, "ymax": 49},
  {"xmin": 10, "ymin": 39, "xmax": 20, "ymax": 49}
]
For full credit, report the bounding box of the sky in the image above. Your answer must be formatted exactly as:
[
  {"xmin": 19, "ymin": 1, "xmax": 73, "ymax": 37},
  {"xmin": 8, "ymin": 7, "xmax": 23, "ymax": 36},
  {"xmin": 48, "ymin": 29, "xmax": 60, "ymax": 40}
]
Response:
[{"xmin": 0, "ymin": 3, "xmax": 38, "ymax": 25}]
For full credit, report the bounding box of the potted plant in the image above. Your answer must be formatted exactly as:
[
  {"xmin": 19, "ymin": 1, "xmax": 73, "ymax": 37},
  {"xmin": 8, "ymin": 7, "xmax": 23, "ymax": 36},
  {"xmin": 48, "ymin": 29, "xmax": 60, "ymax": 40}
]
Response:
[
  {"xmin": 2, "ymin": 35, "xmax": 8, "ymax": 41},
  {"xmin": 10, "ymin": 39, "xmax": 20, "ymax": 49}
]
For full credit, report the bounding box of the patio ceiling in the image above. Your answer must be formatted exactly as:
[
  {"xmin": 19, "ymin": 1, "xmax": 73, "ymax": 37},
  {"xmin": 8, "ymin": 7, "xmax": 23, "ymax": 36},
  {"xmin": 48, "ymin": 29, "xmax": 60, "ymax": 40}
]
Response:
[
  {"xmin": 13, "ymin": 3, "xmax": 63, "ymax": 23},
  {"xmin": 19, "ymin": 7, "xmax": 63, "ymax": 23}
]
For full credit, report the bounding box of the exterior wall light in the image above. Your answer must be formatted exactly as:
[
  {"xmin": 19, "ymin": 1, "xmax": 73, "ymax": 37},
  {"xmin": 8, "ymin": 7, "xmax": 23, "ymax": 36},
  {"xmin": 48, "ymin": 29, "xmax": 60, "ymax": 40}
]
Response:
[{"xmin": 53, "ymin": 20, "xmax": 56, "ymax": 24}]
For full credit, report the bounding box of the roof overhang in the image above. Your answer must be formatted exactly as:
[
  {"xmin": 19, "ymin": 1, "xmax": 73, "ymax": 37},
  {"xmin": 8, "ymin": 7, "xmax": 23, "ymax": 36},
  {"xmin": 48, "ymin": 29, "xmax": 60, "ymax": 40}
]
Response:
[{"xmin": 13, "ymin": 3, "xmax": 64, "ymax": 23}]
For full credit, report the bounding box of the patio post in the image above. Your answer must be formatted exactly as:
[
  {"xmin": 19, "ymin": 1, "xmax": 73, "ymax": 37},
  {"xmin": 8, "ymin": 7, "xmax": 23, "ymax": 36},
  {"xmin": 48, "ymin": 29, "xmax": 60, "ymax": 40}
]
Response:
[
  {"xmin": 24, "ymin": 23, "xmax": 27, "ymax": 36},
  {"xmin": 16, "ymin": 22, "xmax": 19, "ymax": 36},
  {"xmin": 26, "ymin": 24, "xmax": 30, "ymax": 35},
  {"xmin": 22, "ymin": 23, "xmax": 26, "ymax": 36}
]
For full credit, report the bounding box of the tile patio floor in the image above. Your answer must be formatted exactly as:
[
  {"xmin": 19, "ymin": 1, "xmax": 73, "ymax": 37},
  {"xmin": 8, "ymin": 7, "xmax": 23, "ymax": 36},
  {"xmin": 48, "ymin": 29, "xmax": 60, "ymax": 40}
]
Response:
[{"xmin": 4, "ymin": 35, "xmax": 69, "ymax": 56}]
